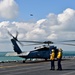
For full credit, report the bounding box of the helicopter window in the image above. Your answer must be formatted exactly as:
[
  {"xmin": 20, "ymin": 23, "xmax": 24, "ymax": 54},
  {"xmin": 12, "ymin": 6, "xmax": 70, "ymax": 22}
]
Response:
[{"xmin": 34, "ymin": 47, "xmax": 49, "ymax": 51}]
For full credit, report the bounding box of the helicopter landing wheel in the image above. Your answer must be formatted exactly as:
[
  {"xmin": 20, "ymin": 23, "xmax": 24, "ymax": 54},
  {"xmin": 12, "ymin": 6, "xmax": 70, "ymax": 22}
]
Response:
[
  {"xmin": 23, "ymin": 60, "xmax": 26, "ymax": 63},
  {"xmin": 45, "ymin": 59, "xmax": 47, "ymax": 61}
]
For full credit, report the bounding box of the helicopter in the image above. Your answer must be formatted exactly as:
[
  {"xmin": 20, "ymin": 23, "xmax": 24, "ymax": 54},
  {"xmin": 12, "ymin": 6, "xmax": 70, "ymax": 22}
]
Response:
[{"xmin": 8, "ymin": 31, "xmax": 75, "ymax": 63}]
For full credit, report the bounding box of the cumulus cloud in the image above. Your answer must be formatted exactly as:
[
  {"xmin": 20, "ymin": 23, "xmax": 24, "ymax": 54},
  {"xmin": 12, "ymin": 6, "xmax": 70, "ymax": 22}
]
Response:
[
  {"xmin": 0, "ymin": 0, "xmax": 18, "ymax": 19},
  {"xmin": 0, "ymin": 8, "xmax": 75, "ymax": 42}
]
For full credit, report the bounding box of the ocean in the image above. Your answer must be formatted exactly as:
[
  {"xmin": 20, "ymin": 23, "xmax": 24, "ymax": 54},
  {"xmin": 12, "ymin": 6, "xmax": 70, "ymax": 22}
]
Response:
[
  {"xmin": 63, "ymin": 51, "xmax": 75, "ymax": 56},
  {"xmin": 0, "ymin": 51, "xmax": 75, "ymax": 62},
  {"xmin": 0, "ymin": 52, "xmax": 24, "ymax": 62}
]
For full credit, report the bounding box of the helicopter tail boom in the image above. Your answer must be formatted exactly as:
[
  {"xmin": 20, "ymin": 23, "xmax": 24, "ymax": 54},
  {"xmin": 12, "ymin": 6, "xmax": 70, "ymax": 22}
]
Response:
[{"xmin": 11, "ymin": 39, "xmax": 22, "ymax": 54}]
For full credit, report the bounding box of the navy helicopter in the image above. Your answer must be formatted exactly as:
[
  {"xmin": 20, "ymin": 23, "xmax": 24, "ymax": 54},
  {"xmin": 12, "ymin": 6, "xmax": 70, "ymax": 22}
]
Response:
[{"xmin": 8, "ymin": 31, "xmax": 75, "ymax": 63}]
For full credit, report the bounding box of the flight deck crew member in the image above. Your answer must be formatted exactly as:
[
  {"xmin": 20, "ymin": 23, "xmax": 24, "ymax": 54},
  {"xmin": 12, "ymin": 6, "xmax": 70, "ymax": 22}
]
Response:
[
  {"xmin": 57, "ymin": 48, "xmax": 62, "ymax": 70},
  {"xmin": 50, "ymin": 49, "xmax": 55, "ymax": 70}
]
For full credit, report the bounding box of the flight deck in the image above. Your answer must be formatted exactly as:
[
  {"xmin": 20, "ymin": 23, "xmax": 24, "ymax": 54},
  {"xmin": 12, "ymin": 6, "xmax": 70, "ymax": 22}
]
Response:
[{"xmin": 0, "ymin": 59, "xmax": 75, "ymax": 75}]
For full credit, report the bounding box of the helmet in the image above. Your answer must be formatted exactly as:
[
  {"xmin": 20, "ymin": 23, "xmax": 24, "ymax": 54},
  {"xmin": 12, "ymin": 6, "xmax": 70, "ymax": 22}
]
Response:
[
  {"xmin": 52, "ymin": 49, "xmax": 54, "ymax": 52},
  {"xmin": 58, "ymin": 48, "xmax": 62, "ymax": 51}
]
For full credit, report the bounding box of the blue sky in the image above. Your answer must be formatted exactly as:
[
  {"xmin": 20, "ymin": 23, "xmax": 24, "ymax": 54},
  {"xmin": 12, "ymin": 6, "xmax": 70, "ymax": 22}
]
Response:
[
  {"xmin": 15, "ymin": 0, "xmax": 75, "ymax": 21},
  {"xmin": 0, "ymin": 0, "xmax": 75, "ymax": 52}
]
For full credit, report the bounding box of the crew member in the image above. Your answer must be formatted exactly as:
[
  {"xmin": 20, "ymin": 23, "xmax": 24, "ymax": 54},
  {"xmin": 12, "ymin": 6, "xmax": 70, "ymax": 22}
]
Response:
[
  {"xmin": 50, "ymin": 49, "xmax": 55, "ymax": 70},
  {"xmin": 57, "ymin": 48, "xmax": 62, "ymax": 70}
]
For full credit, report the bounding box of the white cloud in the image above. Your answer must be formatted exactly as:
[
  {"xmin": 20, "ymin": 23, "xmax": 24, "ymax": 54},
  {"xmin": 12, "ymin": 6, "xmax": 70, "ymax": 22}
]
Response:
[
  {"xmin": 58, "ymin": 8, "xmax": 75, "ymax": 23},
  {"xmin": 0, "ymin": 0, "xmax": 18, "ymax": 19},
  {"xmin": 0, "ymin": 8, "xmax": 75, "ymax": 43},
  {"xmin": 47, "ymin": 33, "xmax": 57, "ymax": 40},
  {"xmin": 25, "ymin": 28, "xmax": 46, "ymax": 40},
  {"xmin": 0, "ymin": 8, "xmax": 75, "ymax": 51},
  {"xmin": 57, "ymin": 8, "xmax": 75, "ymax": 31}
]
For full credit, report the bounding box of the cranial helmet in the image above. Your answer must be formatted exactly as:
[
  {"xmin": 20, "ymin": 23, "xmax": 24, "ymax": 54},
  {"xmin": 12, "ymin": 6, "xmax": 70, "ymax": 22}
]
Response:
[
  {"xmin": 52, "ymin": 49, "xmax": 54, "ymax": 52},
  {"xmin": 59, "ymin": 48, "xmax": 62, "ymax": 51}
]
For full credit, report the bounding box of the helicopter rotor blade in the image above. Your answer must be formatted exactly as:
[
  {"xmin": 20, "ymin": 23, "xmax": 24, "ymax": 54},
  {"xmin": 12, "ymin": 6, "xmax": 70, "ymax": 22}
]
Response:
[
  {"xmin": 23, "ymin": 43, "xmax": 44, "ymax": 46},
  {"xmin": 8, "ymin": 31, "xmax": 23, "ymax": 46},
  {"xmin": 20, "ymin": 41, "xmax": 44, "ymax": 44},
  {"xmin": 8, "ymin": 31, "xmax": 14, "ymax": 38},
  {"xmin": 60, "ymin": 43, "xmax": 75, "ymax": 46},
  {"xmin": 20, "ymin": 41, "xmax": 54, "ymax": 44},
  {"xmin": 43, "ymin": 41, "xmax": 54, "ymax": 44},
  {"xmin": 17, "ymin": 40, "xmax": 24, "ymax": 46},
  {"xmin": 59, "ymin": 40, "xmax": 75, "ymax": 42},
  {"xmin": 8, "ymin": 30, "xmax": 75, "ymax": 46},
  {"xmin": 16, "ymin": 31, "xmax": 18, "ymax": 39}
]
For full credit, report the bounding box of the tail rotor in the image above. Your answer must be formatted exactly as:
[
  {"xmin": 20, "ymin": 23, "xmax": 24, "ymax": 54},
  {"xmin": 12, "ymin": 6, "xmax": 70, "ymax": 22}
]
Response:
[{"xmin": 8, "ymin": 31, "xmax": 23, "ymax": 46}]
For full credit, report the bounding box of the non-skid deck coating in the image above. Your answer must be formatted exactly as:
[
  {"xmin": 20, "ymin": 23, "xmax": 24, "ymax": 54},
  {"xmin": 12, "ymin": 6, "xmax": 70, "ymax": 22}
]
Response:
[{"xmin": 0, "ymin": 59, "xmax": 75, "ymax": 75}]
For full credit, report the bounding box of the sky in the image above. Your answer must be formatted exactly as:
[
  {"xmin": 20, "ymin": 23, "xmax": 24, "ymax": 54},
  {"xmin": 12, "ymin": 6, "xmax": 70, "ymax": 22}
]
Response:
[{"xmin": 0, "ymin": 0, "xmax": 75, "ymax": 52}]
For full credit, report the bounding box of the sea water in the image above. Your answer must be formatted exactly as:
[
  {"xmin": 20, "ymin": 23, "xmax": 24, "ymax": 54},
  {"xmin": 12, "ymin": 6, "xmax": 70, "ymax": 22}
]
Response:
[
  {"xmin": 0, "ymin": 51, "xmax": 75, "ymax": 62},
  {"xmin": 0, "ymin": 52, "xmax": 24, "ymax": 62},
  {"xmin": 63, "ymin": 51, "xmax": 75, "ymax": 56}
]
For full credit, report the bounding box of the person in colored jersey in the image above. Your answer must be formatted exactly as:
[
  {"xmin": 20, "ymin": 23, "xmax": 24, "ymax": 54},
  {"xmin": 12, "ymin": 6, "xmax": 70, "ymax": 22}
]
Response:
[
  {"xmin": 50, "ymin": 49, "xmax": 55, "ymax": 70},
  {"xmin": 57, "ymin": 48, "xmax": 62, "ymax": 70}
]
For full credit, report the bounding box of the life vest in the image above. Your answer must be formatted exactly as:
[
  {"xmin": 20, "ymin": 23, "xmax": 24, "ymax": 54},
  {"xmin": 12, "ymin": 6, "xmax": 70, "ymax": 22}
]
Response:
[
  {"xmin": 57, "ymin": 51, "xmax": 62, "ymax": 59},
  {"xmin": 50, "ymin": 52, "xmax": 55, "ymax": 60}
]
